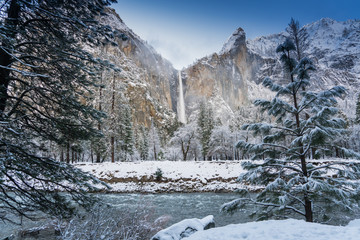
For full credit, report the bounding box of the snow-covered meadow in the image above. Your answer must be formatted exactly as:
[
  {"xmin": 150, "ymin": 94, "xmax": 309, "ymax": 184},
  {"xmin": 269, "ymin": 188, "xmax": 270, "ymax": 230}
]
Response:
[{"xmin": 76, "ymin": 161, "xmax": 249, "ymax": 193}]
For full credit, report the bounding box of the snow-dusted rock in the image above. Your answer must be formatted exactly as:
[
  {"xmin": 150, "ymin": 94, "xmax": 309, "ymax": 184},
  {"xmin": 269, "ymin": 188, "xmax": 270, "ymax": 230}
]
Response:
[{"xmin": 151, "ymin": 215, "xmax": 215, "ymax": 240}]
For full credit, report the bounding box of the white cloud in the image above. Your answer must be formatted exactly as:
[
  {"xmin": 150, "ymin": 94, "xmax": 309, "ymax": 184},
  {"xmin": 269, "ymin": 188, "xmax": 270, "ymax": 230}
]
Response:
[{"xmin": 145, "ymin": 30, "xmax": 225, "ymax": 69}]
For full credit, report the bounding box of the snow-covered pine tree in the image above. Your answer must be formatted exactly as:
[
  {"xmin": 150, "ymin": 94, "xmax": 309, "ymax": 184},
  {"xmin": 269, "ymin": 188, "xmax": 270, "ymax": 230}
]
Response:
[
  {"xmin": 0, "ymin": 0, "xmax": 115, "ymax": 222},
  {"xmin": 355, "ymin": 93, "xmax": 360, "ymax": 124},
  {"xmin": 117, "ymin": 103, "xmax": 134, "ymax": 161},
  {"xmin": 286, "ymin": 18, "xmax": 308, "ymax": 61},
  {"xmin": 197, "ymin": 101, "xmax": 215, "ymax": 160},
  {"xmin": 138, "ymin": 125, "xmax": 149, "ymax": 160},
  {"xmin": 222, "ymin": 38, "xmax": 360, "ymax": 223}
]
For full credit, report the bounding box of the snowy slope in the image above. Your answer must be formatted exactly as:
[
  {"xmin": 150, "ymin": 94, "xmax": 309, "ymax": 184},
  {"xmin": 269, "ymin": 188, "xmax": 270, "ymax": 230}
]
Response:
[
  {"xmin": 246, "ymin": 18, "xmax": 360, "ymax": 117},
  {"xmin": 183, "ymin": 219, "xmax": 360, "ymax": 240},
  {"xmin": 247, "ymin": 18, "xmax": 360, "ymax": 75}
]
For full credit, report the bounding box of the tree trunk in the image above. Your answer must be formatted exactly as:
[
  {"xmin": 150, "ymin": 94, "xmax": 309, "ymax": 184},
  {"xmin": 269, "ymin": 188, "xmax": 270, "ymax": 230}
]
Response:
[
  {"xmin": 90, "ymin": 145, "xmax": 94, "ymax": 163},
  {"xmin": 66, "ymin": 142, "xmax": 70, "ymax": 164},
  {"xmin": 60, "ymin": 148, "xmax": 64, "ymax": 162},
  {"xmin": 0, "ymin": 0, "xmax": 21, "ymax": 114},
  {"xmin": 304, "ymin": 198, "xmax": 313, "ymax": 222},
  {"xmin": 153, "ymin": 144, "xmax": 157, "ymax": 161},
  {"xmin": 96, "ymin": 73, "xmax": 103, "ymax": 163},
  {"xmin": 111, "ymin": 74, "xmax": 115, "ymax": 163},
  {"xmin": 111, "ymin": 136, "xmax": 115, "ymax": 163},
  {"xmin": 71, "ymin": 148, "xmax": 74, "ymax": 164}
]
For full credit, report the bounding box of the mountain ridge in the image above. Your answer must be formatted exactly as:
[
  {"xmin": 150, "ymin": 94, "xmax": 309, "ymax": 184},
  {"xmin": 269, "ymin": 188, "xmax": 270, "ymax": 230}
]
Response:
[{"xmin": 98, "ymin": 9, "xmax": 360, "ymax": 131}]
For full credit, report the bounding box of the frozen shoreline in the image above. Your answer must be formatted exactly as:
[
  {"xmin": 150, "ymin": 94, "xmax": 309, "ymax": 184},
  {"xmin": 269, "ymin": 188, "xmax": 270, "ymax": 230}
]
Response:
[{"xmin": 75, "ymin": 161, "xmax": 249, "ymax": 193}]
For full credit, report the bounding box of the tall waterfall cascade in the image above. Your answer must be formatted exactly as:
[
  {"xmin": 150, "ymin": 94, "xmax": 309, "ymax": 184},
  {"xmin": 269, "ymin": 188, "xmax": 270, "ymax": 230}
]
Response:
[{"xmin": 177, "ymin": 70, "xmax": 186, "ymax": 124}]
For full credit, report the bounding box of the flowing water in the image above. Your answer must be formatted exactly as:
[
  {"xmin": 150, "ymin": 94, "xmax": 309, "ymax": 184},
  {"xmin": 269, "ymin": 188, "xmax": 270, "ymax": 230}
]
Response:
[
  {"xmin": 1, "ymin": 193, "xmax": 358, "ymax": 239},
  {"xmin": 101, "ymin": 193, "xmax": 251, "ymax": 226},
  {"xmin": 0, "ymin": 193, "xmax": 248, "ymax": 239},
  {"xmin": 177, "ymin": 70, "xmax": 186, "ymax": 124}
]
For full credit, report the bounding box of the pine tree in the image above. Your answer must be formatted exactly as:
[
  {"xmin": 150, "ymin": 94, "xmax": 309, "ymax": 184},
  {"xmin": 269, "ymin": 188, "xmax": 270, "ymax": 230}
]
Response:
[
  {"xmin": 0, "ymin": 0, "xmax": 115, "ymax": 222},
  {"xmin": 139, "ymin": 125, "xmax": 149, "ymax": 160},
  {"xmin": 222, "ymin": 38, "xmax": 360, "ymax": 223},
  {"xmin": 355, "ymin": 93, "xmax": 360, "ymax": 124},
  {"xmin": 197, "ymin": 101, "xmax": 215, "ymax": 160},
  {"xmin": 286, "ymin": 18, "xmax": 308, "ymax": 61},
  {"xmin": 117, "ymin": 104, "xmax": 134, "ymax": 161}
]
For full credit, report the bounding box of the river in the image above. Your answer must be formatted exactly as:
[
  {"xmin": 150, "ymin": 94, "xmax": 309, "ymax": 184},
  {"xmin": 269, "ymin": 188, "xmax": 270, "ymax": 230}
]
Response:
[
  {"xmin": 101, "ymin": 193, "xmax": 251, "ymax": 226},
  {"xmin": 1, "ymin": 193, "xmax": 358, "ymax": 239},
  {"xmin": 0, "ymin": 193, "xmax": 248, "ymax": 239}
]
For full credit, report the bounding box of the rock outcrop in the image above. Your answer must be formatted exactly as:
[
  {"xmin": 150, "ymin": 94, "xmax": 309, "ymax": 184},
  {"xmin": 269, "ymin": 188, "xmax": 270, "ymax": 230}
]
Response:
[
  {"xmin": 183, "ymin": 28, "xmax": 267, "ymax": 123},
  {"xmin": 95, "ymin": 8, "xmax": 179, "ymax": 132}
]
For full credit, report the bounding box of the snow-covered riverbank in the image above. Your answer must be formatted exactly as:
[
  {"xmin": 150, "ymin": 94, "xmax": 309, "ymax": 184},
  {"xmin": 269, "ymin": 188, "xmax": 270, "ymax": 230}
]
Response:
[
  {"xmin": 76, "ymin": 161, "xmax": 249, "ymax": 193},
  {"xmin": 183, "ymin": 219, "xmax": 360, "ymax": 240}
]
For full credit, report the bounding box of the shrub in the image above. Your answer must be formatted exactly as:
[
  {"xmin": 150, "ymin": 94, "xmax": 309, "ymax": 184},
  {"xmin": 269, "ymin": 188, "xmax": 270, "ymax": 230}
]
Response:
[{"xmin": 154, "ymin": 168, "xmax": 163, "ymax": 181}]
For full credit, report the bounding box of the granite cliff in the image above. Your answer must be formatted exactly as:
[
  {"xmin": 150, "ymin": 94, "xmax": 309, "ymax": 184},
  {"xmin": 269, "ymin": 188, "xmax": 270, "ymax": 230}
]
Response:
[{"xmin": 96, "ymin": 9, "xmax": 360, "ymax": 132}]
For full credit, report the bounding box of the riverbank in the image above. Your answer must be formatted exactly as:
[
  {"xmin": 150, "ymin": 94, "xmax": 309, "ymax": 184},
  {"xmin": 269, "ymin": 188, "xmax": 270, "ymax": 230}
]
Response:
[{"xmin": 75, "ymin": 161, "xmax": 249, "ymax": 193}]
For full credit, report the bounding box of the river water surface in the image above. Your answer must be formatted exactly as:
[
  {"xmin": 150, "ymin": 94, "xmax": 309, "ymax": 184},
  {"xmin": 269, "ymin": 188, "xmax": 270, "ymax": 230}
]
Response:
[
  {"xmin": 101, "ymin": 193, "xmax": 251, "ymax": 226},
  {"xmin": 1, "ymin": 192, "xmax": 358, "ymax": 239},
  {"xmin": 0, "ymin": 193, "xmax": 249, "ymax": 239}
]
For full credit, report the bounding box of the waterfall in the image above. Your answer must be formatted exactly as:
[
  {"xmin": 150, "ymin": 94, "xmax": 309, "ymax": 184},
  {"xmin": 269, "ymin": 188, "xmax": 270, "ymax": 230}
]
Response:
[{"xmin": 177, "ymin": 70, "xmax": 186, "ymax": 124}]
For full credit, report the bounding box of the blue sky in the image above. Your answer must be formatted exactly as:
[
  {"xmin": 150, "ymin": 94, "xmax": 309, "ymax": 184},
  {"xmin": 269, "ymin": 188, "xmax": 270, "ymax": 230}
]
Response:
[{"xmin": 112, "ymin": 0, "xmax": 359, "ymax": 69}]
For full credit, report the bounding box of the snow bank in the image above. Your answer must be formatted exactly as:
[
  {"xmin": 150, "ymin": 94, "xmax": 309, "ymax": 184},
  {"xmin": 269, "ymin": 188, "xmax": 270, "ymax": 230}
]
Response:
[
  {"xmin": 151, "ymin": 215, "xmax": 215, "ymax": 240},
  {"xmin": 183, "ymin": 219, "xmax": 360, "ymax": 240},
  {"xmin": 75, "ymin": 161, "xmax": 248, "ymax": 193}
]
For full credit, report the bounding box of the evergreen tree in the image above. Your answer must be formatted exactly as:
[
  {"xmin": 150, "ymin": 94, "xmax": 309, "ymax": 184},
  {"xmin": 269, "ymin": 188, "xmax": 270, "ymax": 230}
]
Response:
[
  {"xmin": 222, "ymin": 38, "xmax": 360, "ymax": 223},
  {"xmin": 0, "ymin": 0, "xmax": 115, "ymax": 222},
  {"xmin": 138, "ymin": 125, "xmax": 149, "ymax": 160},
  {"xmin": 286, "ymin": 18, "xmax": 308, "ymax": 61},
  {"xmin": 355, "ymin": 93, "xmax": 360, "ymax": 124},
  {"xmin": 197, "ymin": 101, "xmax": 214, "ymax": 160},
  {"xmin": 117, "ymin": 104, "xmax": 134, "ymax": 161}
]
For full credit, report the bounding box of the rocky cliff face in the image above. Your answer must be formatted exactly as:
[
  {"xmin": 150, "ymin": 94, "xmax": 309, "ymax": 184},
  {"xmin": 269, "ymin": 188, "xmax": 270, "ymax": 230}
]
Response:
[
  {"xmin": 183, "ymin": 18, "xmax": 360, "ymax": 123},
  {"xmin": 95, "ymin": 8, "xmax": 179, "ymax": 132},
  {"xmin": 247, "ymin": 18, "xmax": 360, "ymax": 117},
  {"xmin": 183, "ymin": 28, "xmax": 272, "ymax": 123},
  {"xmin": 96, "ymin": 9, "xmax": 360, "ymax": 132}
]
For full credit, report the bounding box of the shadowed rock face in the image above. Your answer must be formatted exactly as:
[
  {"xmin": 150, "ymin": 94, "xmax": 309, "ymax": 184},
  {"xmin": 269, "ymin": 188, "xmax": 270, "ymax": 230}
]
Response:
[{"xmin": 96, "ymin": 8, "xmax": 179, "ymax": 131}]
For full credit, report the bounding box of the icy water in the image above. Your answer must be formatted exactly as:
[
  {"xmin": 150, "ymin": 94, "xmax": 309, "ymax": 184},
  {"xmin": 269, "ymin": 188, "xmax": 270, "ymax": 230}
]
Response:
[
  {"xmin": 1, "ymin": 193, "xmax": 358, "ymax": 239},
  {"xmin": 101, "ymin": 193, "xmax": 250, "ymax": 226},
  {"xmin": 0, "ymin": 193, "xmax": 247, "ymax": 239}
]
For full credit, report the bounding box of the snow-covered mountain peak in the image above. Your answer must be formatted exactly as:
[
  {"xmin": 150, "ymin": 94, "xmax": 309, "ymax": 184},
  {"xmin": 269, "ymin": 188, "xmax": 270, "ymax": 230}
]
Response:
[{"xmin": 220, "ymin": 27, "xmax": 246, "ymax": 54}]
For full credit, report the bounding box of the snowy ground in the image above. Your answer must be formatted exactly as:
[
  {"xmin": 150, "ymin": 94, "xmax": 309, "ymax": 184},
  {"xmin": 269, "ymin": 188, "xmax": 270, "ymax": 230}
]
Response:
[
  {"xmin": 75, "ymin": 161, "xmax": 250, "ymax": 193},
  {"xmin": 183, "ymin": 219, "xmax": 360, "ymax": 240}
]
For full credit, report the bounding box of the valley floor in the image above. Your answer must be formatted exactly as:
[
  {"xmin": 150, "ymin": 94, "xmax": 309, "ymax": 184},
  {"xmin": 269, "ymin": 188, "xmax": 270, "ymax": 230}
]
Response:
[{"xmin": 75, "ymin": 161, "xmax": 250, "ymax": 193}]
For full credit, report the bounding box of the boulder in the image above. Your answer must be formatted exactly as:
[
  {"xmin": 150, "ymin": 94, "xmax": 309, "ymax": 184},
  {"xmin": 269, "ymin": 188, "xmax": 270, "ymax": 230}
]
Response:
[{"xmin": 151, "ymin": 215, "xmax": 215, "ymax": 240}]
